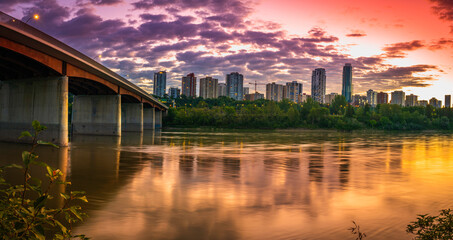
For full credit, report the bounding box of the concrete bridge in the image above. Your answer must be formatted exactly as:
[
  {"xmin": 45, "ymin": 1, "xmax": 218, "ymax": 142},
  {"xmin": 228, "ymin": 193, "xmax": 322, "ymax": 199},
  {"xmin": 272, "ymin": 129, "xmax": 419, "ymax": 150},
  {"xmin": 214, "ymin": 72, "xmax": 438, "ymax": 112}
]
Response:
[{"xmin": 0, "ymin": 12, "xmax": 168, "ymax": 146}]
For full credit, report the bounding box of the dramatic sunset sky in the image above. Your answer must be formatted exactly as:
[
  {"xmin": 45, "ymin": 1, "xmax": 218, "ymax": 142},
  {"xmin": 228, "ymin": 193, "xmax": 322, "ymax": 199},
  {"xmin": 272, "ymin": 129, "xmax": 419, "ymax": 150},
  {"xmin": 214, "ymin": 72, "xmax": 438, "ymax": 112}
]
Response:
[{"xmin": 3, "ymin": 0, "xmax": 453, "ymax": 100}]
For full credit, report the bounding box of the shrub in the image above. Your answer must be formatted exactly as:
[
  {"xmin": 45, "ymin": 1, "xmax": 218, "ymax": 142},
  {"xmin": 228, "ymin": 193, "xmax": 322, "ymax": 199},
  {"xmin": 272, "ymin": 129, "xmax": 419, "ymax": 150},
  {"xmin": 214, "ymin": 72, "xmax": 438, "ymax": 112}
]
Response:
[
  {"xmin": 0, "ymin": 120, "xmax": 88, "ymax": 239},
  {"xmin": 407, "ymin": 209, "xmax": 453, "ymax": 240}
]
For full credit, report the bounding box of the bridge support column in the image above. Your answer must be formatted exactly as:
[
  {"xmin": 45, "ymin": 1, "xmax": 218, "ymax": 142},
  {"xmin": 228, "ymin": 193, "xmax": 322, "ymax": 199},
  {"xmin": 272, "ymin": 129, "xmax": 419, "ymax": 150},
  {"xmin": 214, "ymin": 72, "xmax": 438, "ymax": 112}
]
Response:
[
  {"xmin": 121, "ymin": 103, "xmax": 143, "ymax": 132},
  {"xmin": 143, "ymin": 107, "xmax": 155, "ymax": 130},
  {"xmin": 0, "ymin": 76, "xmax": 68, "ymax": 146},
  {"xmin": 155, "ymin": 109, "xmax": 162, "ymax": 129},
  {"xmin": 72, "ymin": 95, "xmax": 121, "ymax": 136}
]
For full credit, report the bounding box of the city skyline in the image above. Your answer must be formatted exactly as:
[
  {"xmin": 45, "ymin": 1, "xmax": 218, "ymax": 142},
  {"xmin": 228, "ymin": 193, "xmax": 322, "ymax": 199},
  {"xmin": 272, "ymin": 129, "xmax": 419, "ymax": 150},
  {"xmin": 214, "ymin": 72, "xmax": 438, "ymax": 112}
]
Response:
[
  {"xmin": 164, "ymin": 69, "xmax": 449, "ymax": 106},
  {"xmin": 6, "ymin": 0, "xmax": 452, "ymax": 100}
]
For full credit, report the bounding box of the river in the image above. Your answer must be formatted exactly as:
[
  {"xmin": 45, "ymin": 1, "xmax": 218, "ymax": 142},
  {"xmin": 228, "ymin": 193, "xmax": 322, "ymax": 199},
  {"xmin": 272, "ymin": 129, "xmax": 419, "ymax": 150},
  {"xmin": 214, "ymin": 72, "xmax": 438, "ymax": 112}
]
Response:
[{"xmin": 1, "ymin": 129, "xmax": 453, "ymax": 239}]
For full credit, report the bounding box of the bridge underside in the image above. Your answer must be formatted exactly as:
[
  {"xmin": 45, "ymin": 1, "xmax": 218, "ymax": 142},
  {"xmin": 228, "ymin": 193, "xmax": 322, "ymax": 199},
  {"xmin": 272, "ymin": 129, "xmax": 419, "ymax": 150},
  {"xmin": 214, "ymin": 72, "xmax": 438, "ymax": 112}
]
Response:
[{"xmin": 0, "ymin": 45, "xmax": 163, "ymax": 146}]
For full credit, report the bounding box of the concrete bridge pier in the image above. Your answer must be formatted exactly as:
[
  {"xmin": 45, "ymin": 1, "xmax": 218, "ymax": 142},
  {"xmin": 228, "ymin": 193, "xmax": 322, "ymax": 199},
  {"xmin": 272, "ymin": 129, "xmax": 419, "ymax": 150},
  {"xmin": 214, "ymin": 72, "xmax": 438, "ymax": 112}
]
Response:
[
  {"xmin": 143, "ymin": 107, "xmax": 155, "ymax": 130},
  {"xmin": 0, "ymin": 76, "xmax": 69, "ymax": 146},
  {"xmin": 122, "ymin": 103, "xmax": 143, "ymax": 132},
  {"xmin": 155, "ymin": 109, "xmax": 162, "ymax": 129},
  {"xmin": 72, "ymin": 95, "xmax": 121, "ymax": 136}
]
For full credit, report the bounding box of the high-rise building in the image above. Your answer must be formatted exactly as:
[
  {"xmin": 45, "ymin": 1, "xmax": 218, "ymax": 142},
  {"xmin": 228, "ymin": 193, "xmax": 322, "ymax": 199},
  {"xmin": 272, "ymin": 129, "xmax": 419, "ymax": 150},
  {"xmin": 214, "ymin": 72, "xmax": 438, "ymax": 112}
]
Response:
[
  {"xmin": 226, "ymin": 72, "xmax": 244, "ymax": 100},
  {"xmin": 245, "ymin": 93, "xmax": 264, "ymax": 101},
  {"xmin": 182, "ymin": 73, "xmax": 197, "ymax": 97},
  {"xmin": 342, "ymin": 63, "xmax": 353, "ymax": 103},
  {"xmin": 405, "ymin": 94, "xmax": 418, "ymax": 107},
  {"xmin": 325, "ymin": 93, "xmax": 339, "ymax": 105},
  {"xmin": 243, "ymin": 87, "xmax": 250, "ymax": 95},
  {"xmin": 285, "ymin": 81, "xmax": 303, "ymax": 103},
  {"xmin": 445, "ymin": 95, "xmax": 451, "ymax": 108},
  {"xmin": 429, "ymin": 98, "xmax": 442, "ymax": 108},
  {"xmin": 418, "ymin": 100, "xmax": 428, "ymax": 107},
  {"xmin": 366, "ymin": 89, "xmax": 377, "ymax": 107},
  {"xmin": 199, "ymin": 76, "xmax": 218, "ymax": 99},
  {"xmin": 391, "ymin": 91, "xmax": 405, "ymax": 106},
  {"xmin": 153, "ymin": 71, "xmax": 166, "ymax": 97},
  {"xmin": 266, "ymin": 82, "xmax": 285, "ymax": 102},
  {"xmin": 298, "ymin": 94, "xmax": 311, "ymax": 103},
  {"xmin": 311, "ymin": 68, "xmax": 326, "ymax": 103},
  {"xmin": 352, "ymin": 95, "xmax": 367, "ymax": 107},
  {"xmin": 169, "ymin": 87, "xmax": 180, "ymax": 99},
  {"xmin": 217, "ymin": 83, "xmax": 227, "ymax": 97},
  {"xmin": 377, "ymin": 92, "xmax": 388, "ymax": 104}
]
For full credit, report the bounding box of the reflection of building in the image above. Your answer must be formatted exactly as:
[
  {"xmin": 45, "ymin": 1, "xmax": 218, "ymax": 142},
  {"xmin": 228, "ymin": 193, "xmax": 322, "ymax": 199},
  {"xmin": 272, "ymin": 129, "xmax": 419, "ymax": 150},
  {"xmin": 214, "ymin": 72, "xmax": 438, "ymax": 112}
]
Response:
[
  {"xmin": 342, "ymin": 63, "xmax": 353, "ymax": 103},
  {"xmin": 199, "ymin": 76, "xmax": 218, "ymax": 99},
  {"xmin": 311, "ymin": 68, "xmax": 326, "ymax": 103},
  {"xmin": 169, "ymin": 87, "xmax": 180, "ymax": 99},
  {"xmin": 405, "ymin": 94, "xmax": 418, "ymax": 107},
  {"xmin": 325, "ymin": 93, "xmax": 339, "ymax": 105},
  {"xmin": 352, "ymin": 95, "xmax": 367, "ymax": 107},
  {"xmin": 217, "ymin": 83, "xmax": 227, "ymax": 97},
  {"xmin": 266, "ymin": 82, "xmax": 284, "ymax": 102},
  {"xmin": 285, "ymin": 81, "xmax": 303, "ymax": 103},
  {"xmin": 245, "ymin": 93, "xmax": 264, "ymax": 101},
  {"xmin": 377, "ymin": 92, "xmax": 388, "ymax": 104},
  {"xmin": 308, "ymin": 146, "xmax": 324, "ymax": 182},
  {"xmin": 391, "ymin": 91, "xmax": 405, "ymax": 106},
  {"xmin": 366, "ymin": 89, "xmax": 377, "ymax": 107},
  {"xmin": 429, "ymin": 97, "xmax": 442, "ymax": 108},
  {"xmin": 182, "ymin": 73, "xmax": 197, "ymax": 97},
  {"xmin": 445, "ymin": 95, "xmax": 451, "ymax": 108},
  {"xmin": 226, "ymin": 72, "xmax": 244, "ymax": 100},
  {"xmin": 153, "ymin": 71, "xmax": 166, "ymax": 97}
]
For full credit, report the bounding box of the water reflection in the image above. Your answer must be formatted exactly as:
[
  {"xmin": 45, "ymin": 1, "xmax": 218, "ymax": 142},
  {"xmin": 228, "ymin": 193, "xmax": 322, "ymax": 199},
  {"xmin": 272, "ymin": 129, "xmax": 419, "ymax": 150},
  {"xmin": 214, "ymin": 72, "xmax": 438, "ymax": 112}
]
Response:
[{"xmin": 2, "ymin": 131, "xmax": 453, "ymax": 239}]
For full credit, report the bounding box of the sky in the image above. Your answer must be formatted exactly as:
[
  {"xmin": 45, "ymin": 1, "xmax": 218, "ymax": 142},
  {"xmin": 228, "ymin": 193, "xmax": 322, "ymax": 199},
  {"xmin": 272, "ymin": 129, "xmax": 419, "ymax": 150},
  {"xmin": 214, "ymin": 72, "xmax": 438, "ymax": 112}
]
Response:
[{"xmin": 2, "ymin": 0, "xmax": 453, "ymax": 100}]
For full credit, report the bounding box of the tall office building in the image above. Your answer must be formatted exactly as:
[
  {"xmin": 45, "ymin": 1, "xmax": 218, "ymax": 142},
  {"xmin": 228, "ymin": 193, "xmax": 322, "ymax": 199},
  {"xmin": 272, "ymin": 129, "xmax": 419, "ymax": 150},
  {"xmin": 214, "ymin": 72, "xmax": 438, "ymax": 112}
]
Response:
[
  {"xmin": 226, "ymin": 72, "xmax": 244, "ymax": 100},
  {"xmin": 285, "ymin": 81, "xmax": 303, "ymax": 103},
  {"xmin": 199, "ymin": 76, "xmax": 218, "ymax": 99},
  {"xmin": 342, "ymin": 63, "xmax": 353, "ymax": 103},
  {"xmin": 377, "ymin": 92, "xmax": 388, "ymax": 104},
  {"xmin": 217, "ymin": 83, "xmax": 227, "ymax": 97},
  {"xmin": 445, "ymin": 95, "xmax": 451, "ymax": 108},
  {"xmin": 169, "ymin": 87, "xmax": 180, "ymax": 99},
  {"xmin": 405, "ymin": 94, "xmax": 418, "ymax": 107},
  {"xmin": 366, "ymin": 89, "xmax": 377, "ymax": 107},
  {"xmin": 311, "ymin": 68, "xmax": 326, "ymax": 103},
  {"xmin": 391, "ymin": 91, "xmax": 405, "ymax": 106},
  {"xmin": 182, "ymin": 73, "xmax": 197, "ymax": 97},
  {"xmin": 266, "ymin": 82, "xmax": 285, "ymax": 102},
  {"xmin": 153, "ymin": 71, "xmax": 166, "ymax": 97},
  {"xmin": 243, "ymin": 87, "xmax": 250, "ymax": 95},
  {"xmin": 429, "ymin": 98, "xmax": 442, "ymax": 108}
]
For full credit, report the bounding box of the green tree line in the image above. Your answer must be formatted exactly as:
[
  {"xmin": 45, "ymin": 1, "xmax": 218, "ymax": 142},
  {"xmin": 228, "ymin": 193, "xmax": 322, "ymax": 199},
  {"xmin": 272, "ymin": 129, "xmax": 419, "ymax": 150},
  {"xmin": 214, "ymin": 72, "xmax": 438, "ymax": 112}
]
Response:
[{"xmin": 164, "ymin": 95, "xmax": 453, "ymax": 130}]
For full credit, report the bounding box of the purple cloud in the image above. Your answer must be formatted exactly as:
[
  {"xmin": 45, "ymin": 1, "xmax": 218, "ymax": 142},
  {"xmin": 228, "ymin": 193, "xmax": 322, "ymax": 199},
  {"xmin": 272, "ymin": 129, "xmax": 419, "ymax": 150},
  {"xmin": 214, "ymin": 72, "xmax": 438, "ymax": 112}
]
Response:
[
  {"xmin": 382, "ymin": 40, "xmax": 425, "ymax": 58},
  {"xmin": 3, "ymin": 0, "xmax": 443, "ymax": 95},
  {"xmin": 430, "ymin": 0, "xmax": 453, "ymax": 33},
  {"xmin": 346, "ymin": 30, "xmax": 367, "ymax": 37}
]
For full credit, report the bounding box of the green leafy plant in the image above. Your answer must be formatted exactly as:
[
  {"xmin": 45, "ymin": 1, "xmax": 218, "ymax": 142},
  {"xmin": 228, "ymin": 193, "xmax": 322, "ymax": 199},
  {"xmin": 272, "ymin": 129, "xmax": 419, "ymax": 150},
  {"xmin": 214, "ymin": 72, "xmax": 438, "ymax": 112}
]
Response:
[
  {"xmin": 0, "ymin": 120, "xmax": 88, "ymax": 239},
  {"xmin": 407, "ymin": 209, "xmax": 453, "ymax": 240}
]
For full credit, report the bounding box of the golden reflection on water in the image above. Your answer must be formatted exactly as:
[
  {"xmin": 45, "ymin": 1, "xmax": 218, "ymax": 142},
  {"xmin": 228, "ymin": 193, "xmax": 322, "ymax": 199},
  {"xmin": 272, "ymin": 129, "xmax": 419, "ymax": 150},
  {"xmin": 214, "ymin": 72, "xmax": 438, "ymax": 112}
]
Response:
[{"xmin": 1, "ymin": 131, "xmax": 453, "ymax": 239}]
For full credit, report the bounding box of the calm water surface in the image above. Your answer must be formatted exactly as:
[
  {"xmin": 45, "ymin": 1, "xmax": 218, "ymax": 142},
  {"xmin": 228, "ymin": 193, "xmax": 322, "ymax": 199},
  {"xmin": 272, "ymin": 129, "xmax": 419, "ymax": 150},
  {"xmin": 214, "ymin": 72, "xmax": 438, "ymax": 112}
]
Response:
[{"xmin": 1, "ymin": 130, "xmax": 453, "ymax": 239}]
